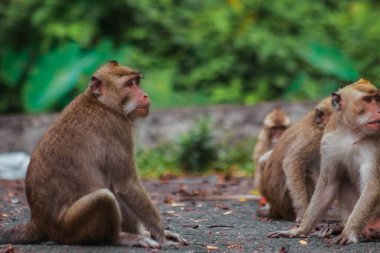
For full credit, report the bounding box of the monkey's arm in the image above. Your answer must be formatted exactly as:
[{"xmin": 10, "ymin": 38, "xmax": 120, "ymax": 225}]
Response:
[
  {"xmin": 258, "ymin": 150, "xmax": 272, "ymax": 170},
  {"xmin": 269, "ymin": 162, "xmax": 338, "ymax": 238},
  {"xmin": 283, "ymin": 148, "xmax": 309, "ymax": 222}
]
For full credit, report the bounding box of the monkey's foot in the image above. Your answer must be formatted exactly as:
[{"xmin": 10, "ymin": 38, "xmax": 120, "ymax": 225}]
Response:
[
  {"xmin": 268, "ymin": 228, "xmax": 306, "ymax": 239},
  {"xmin": 328, "ymin": 233, "xmax": 359, "ymax": 245},
  {"xmin": 164, "ymin": 230, "xmax": 189, "ymax": 246},
  {"xmin": 256, "ymin": 204, "xmax": 270, "ymax": 218},
  {"xmin": 114, "ymin": 232, "xmax": 160, "ymax": 248},
  {"xmin": 313, "ymin": 223, "xmax": 343, "ymax": 239}
]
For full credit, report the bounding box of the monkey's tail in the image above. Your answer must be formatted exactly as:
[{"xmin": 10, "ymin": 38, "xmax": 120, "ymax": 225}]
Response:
[{"xmin": 0, "ymin": 221, "xmax": 47, "ymax": 244}]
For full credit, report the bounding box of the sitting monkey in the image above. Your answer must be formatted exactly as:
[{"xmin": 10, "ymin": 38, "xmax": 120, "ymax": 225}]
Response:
[{"xmin": 0, "ymin": 61, "xmax": 188, "ymax": 248}]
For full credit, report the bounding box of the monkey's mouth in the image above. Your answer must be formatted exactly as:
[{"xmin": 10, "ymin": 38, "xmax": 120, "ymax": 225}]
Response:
[
  {"xmin": 366, "ymin": 120, "xmax": 380, "ymax": 125},
  {"xmin": 365, "ymin": 120, "xmax": 380, "ymax": 130}
]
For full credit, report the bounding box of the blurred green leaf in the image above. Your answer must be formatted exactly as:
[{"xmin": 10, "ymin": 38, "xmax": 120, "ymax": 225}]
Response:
[
  {"xmin": 22, "ymin": 43, "xmax": 98, "ymax": 112},
  {"xmin": 0, "ymin": 49, "xmax": 29, "ymax": 87},
  {"xmin": 298, "ymin": 41, "xmax": 360, "ymax": 81},
  {"xmin": 66, "ymin": 22, "xmax": 96, "ymax": 46}
]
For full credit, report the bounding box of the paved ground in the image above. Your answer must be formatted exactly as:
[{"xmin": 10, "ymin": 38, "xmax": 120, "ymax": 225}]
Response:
[{"xmin": 1, "ymin": 176, "xmax": 380, "ymax": 253}]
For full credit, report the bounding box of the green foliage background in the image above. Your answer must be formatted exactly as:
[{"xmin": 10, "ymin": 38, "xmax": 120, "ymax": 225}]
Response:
[{"xmin": 1, "ymin": 0, "xmax": 379, "ymax": 114}]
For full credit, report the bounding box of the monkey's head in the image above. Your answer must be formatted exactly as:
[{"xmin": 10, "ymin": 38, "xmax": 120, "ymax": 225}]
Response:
[
  {"xmin": 88, "ymin": 60, "xmax": 150, "ymax": 120},
  {"xmin": 314, "ymin": 97, "xmax": 333, "ymax": 129},
  {"xmin": 263, "ymin": 108, "xmax": 291, "ymax": 145},
  {"xmin": 331, "ymin": 78, "xmax": 380, "ymax": 134}
]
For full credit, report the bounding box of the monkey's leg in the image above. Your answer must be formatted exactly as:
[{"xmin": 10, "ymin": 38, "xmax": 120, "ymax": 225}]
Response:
[
  {"xmin": 0, "ymin": 221, "xmax": 47, "ymax": 244},
  {"xmin": 117, "ymin": 198, "xmax": 144, "ymax": 234},
  {"xmin": 115, "ymin": 197, "xmax": 162, "ymax": 248},
  {"xmin": 337, "ymin": 179, "xmax": 359, "ymax": 225},
  {"xmin": 117, "ymin": 199, "xmax": 188, "ymax": 246},
  {"xmin": 56, "ymin": 188, "xmax": 121, "ymax": 244}
]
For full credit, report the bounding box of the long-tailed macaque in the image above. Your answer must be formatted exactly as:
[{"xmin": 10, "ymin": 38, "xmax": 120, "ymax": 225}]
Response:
[
  {"xmin": 269, "ymin": 79, "xmax": 380, "ymax": 245},
  {"xmin": 253, "ymin": 108, "xmax": 290, "ymax": 191},
  {"xmin": 259, "ymin": 98, "xmax": 332, "ymax": 221},
  {"xmin": 0, "ymin": 61, "xmax": 188, "ymax": 248}
]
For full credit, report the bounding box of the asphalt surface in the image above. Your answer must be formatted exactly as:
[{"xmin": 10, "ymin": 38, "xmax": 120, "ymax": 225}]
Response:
[{"xmin": 1, "ymin": 177, "xmax": 380, "ymax": 253}]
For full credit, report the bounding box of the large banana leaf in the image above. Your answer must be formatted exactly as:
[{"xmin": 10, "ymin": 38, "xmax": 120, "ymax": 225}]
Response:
[
  {"xmin": 297, "ymin": 41, "xmax": 359, "ymax": 81},
  {"xmin": 22, "ymin": 43, "xmax": 99, "ymax": 113},
  {"xmin": 22, "ymin": 41, "xmax": 130, "ymax": 113}
]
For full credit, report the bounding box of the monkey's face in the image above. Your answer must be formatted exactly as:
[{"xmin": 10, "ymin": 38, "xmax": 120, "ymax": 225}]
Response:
[
  {"xmin": 356, "ymin": 94, "xmax": 380, "ymax": 133},
  {"xmin": 335, "ymin": 81, "xmax": 380, "ymax": 135},
  {"xmin": 118, "ymin": 74, "xmax": 151, "ymax": 120},
  {"xmin": 269, "ymin": 126, "xmax": 287, "ymax": 145},
  {"xmin": 89, "ymin": 61, "xmax": 151, "ymax": 121}
]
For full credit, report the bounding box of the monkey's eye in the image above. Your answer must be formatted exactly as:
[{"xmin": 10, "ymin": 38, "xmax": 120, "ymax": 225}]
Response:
[
  {"xmin": 124, "ymin": 79, "xmax": 134, "ymax": 87},
  {"xmin": 124, "ymin": 77, "xmax": 140, "ymax": 87},
  {"xmin": 134, "ymin": 76, "xmax": 140, "ymax": 85},
  {"xmin": 363, "ymin": 96, "xmax": 372, "ymax": 103}
]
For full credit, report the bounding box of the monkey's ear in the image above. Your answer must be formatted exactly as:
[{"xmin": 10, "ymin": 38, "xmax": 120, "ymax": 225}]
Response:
[
  {"xmin": 314, "ymin": 109, "xmax": 325, "ymax": 126},
  {"xmin": 108, "ymin": 60, "xmax": 119, "ymax": 66},
  {"xmin": 331, "ymin": 92, "xmax": 342, "ymax": 111},
  {"xmin": 90, "ymin": 77, "xmax": 103, "ymax": 96}
]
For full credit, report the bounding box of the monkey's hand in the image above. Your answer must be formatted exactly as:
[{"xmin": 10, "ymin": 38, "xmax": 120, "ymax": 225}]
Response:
[
  {"xmin": 115, "ymin": 232, "xmax": 160, "ymax": 248},
  {"xmin": 163, "ymin": 230, "xmax": 189, "ymax": 246},
  {"xmin": 328, "ymin": 232, "xmax": 359, "ymax": 245},
  {"xmin": 268, "ymin": 228, "xmax": 307, "ymax": 238}
]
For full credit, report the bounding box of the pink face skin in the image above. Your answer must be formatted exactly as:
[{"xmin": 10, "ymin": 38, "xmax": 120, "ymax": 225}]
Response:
[
  {"xmin": 123, "ymin": 76, "xmax": 151, "ymax": 119},
  {"xmin": 270, "ymin": 126, "xmax": 287, "ymax": 145},
  {"xmin": 362, "ymin": 95, "xmax": 380, "ymax": 131}
]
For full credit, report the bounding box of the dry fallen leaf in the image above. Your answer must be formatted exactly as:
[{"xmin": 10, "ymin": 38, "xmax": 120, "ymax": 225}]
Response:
[
  {"xmin": 249, "ymin": 190, "xmax": 261, "ymax": 196},
  {"xmin": 169, "ymin": 202, "xmax": 185, "ymax": 207},
  {"xmin": 164, "ymin": 195, "xmax": 175, "ymax": 204},
  {"xmin": 299, "ymin": 239, "xmax": 308, "ymax": 245},
  {"xmin": 228, "ymin": 243, "xmax": 243, "ymax": 250},
  {"xmin": 206, "ymin": 245, "xmax": 219, "ymax": 251},
  {"xmin": 223, "ymin": 211, "xmax": 232, "ymax": 215},
  {"xmin": 238, "ymin": 198, "xmax": 247, "ymax": 202},
  {"xmin": 214, "ymin": 203, "xmax": 230, "ymax": 210},
  {"xmin": 182, "ymin": 224, "xmax": 200, "ymax": 229}
]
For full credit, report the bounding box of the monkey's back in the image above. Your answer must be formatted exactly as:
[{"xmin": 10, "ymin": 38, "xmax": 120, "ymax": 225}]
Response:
[
  {"xmin": 25, "ymin": 93, "xmax": 133, "ymax": 229},
  {"xmin": 261, "ymin": 125, "xmax": 295, "ymax": 220},
  {"xmin": 261, "ymin": 110, "xmax": 323, "ymax": 220}
]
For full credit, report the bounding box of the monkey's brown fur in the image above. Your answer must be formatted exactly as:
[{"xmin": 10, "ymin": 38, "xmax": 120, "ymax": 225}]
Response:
[
  {"xmin": 269, "ymin": 79, "xmax": 380, "ymax": 244},
  {"xmin": 0, "ymin": 61, "xmax": 187, "ymax": 247},
  {"xmin": 253, "ymin": 108, "xmax": 290, "ymax": 191},
  {"xmin": 260, "ymin": 98, "xmax": 332, "ymax": 221}
]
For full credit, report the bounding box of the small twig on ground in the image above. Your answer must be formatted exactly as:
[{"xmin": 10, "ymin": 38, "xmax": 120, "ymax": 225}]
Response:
[{"xmin": 179, "ymin": 194, "xmax": 260, "ymax": 202}]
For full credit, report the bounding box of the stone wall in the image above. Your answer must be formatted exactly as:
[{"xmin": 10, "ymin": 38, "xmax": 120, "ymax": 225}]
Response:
[{"xmin": 0, "ymin": 101, "xmax": 318, "ymax": 154}]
